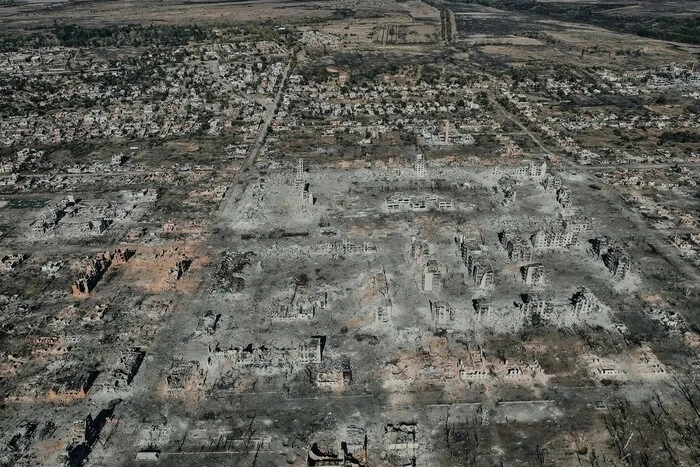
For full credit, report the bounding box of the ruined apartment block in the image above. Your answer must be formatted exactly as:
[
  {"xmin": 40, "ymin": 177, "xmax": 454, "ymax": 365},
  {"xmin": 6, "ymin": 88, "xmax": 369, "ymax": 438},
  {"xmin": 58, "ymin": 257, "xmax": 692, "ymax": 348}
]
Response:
[
  {"xmin": 531, "ymin": 229, "xmax": 578, "ymax": 250},
  {"xmin": 456, "ymin": 236, "xmax": 494, "ymax": 288},
  {"xmin": 430, "ymin": 300, "xmax": 455, "ymax": 326},
  {"xmin": 213, "ymin": 337, "xmax": 326, "ymax": 368},
  {"xmin": 385, "ymin": 193, "xmax": 453, "ymax": 212},
  {"xmin": 501, "ymin": 232, "xmax": 534, "ymax": 262},
  {"xmin": 514, "ymin": 161, "xmax": 547, "ymax": 179},
  {"xmin": 520, "ymin": 293, "xmax": 556, "ymax": 321},
  {"xmin": 591, "ymin": 236, "xmax": 630, "ymax": 279},
  {"xmin": 522, "ymin": 263, "xmax": 545, "ymax": 286},
  {"xmin": 571, "ymin": 288, "xmax": 600, "ymax": 316}
]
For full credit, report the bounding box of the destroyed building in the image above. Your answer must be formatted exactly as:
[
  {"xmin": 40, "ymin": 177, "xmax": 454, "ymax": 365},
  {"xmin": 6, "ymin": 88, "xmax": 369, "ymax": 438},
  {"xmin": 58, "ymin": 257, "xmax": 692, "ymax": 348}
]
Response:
[
  {"xmin": 519, "ymin": 293, "xmax": 556, "ymax": 322},
  {"xmin": 71, "ymin": 252, "xmax": 113, "ymax": 297},
  {"xmin": 603, "ymin": 248, "xmax": 630, "ymax": 279},
  {"xmin": 531, "ymin": 229, "xmax": 578, "ymax": 250},
  {"xmin": 564, "ymin": 218, "xmax": 595, "ymax": 233},
  {"xmin": 47, "ymin": 369, "xmax": 99, "ymax": 403},
  {"xmin": 591, "ymin": 236, "xmax": 616, "ymax": 258},
  {"xmin": 522, "ymin": 263, "xmax": 545, "ymax": 286},
  {"xmin": 472, "ymin": 298, "xmax": 491, "ymax": 314},
  {"xmin": 270, "ymin": 302, "xmax": 316, "ymax": 321},
  {"xmin": 430, "ymin": 300, "xmax": 455, "ymax": 326},
  {"xmin": 107, "ymin": 348, "xmax": 145, "ymax": 392},
  {"xmin": 384, "ymin": 423, "xmax": 418, "ymax": 465},
  {"xmin": 459, "ymin": 345, "xmax": 489, "ymax": 382},
  {"xmin": 196, "ymin": 312, "xmax": 222, "ymax": 334},
  {"xmin": 411, "ymin": 237, "xmax": 430, "ymax": 264},
  {"xmin": 88, "ymin": 217, "xmax": 112, "ymax": 234},
  {"xmin": 1, "ymin": 254, "xmax": 26, "ymax": 271},
  {"xmin": 315, "ymin": 363, "xmax": 353, "ymax": 389},
  {"xmin": 556, "ymin": 186, "xmax": 572, "ymax": 209},
  {"xmin": 220, "ymin": 337, "xmax": 326, "ymax": 367},
  {"xmin": 571, "ymin": 288, "xmax": 600, "ymax": 316},
  {"xmin": 169, "ymin": 257, "xmax": 192, "ymax": 281},
  {"xmin": 515, "ymin": 161, "xmax": 547, "ymax": 179},
  {"xmin": 376, "ymin": 300, "xmax": 392, "ymax": 323},
  {"xmin": 112, "ymin": 248, "xmax": 134, "ymax": 264},
  {"xmin": 506, "ymin": 236, "xmax": 534, "ymax": 262},
  {"xmin": 307, "ymin": 438, "xmax": 367, "ymax": 467},
  {"xmin": 542, "ymin": 174, "xmax": 562, "ymax": 191},
  {"xmin": 422, "ymin": 258, "xmax": 442, "ymax": 292},
  {"xmin": 456, "ymin": 236, "xmax": 494, "ymax": 287},
  {"xmin": 414, "ymin": 154, "xmax": 427, "ymax": 178},
  {"xmin": 166, "ymin": 361, "xmax": 206, "ymax": 395},
  {"xmin": 385, "ymin": 193, "xmax": 453, "ymax": 212}
]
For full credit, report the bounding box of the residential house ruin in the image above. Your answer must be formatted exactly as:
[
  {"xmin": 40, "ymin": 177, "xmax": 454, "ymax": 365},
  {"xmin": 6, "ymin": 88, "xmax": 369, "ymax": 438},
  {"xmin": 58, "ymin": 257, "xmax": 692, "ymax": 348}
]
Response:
[
  {"xmin": 47, "ymin": 370, "xmax": 99, "ymax": 402},
  {"xmin": 70, "ymin": 251, "xmax": 113, "ymax": 297},
  {"xmin": 1, "ymin": 254, "xmax": 26, "ymax": 271}
]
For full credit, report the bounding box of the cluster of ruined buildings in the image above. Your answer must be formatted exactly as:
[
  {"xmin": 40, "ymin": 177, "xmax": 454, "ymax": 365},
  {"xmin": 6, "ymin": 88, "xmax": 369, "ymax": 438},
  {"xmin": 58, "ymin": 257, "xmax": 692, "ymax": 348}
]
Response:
[
  {"xmin": 519, "ymin": 287, "xmax": 601, "ymax": 321},
  {"xmin": 498, "ymin": 223, "xmax": 585, "ymax": 263},
  {"xmin": 431, "ymin": 285, "xmax": 601, "ymax": 329},
  {"xmin": 542, "ymin": 174, "xmax": 572, "ymax": 209},
  {"xmin": 0, "ymin": 40, "xmax": 285, "ymax": 147},
  {"xmin": 70, "ymin": 249, "xmax": 133, "ymax": 297},
  {"xmin": 419, "ymin": 119, "xmax": 476, "ymax": 147},
  {"xmin": 646, "ymin": 64, "xmax": 700, "ymax": 89},
  {"xmin": 459, "ymin": 221, "xmax": 592, "ymax": 286},
  {"xmin": 0, "ymin": 399, "xmax": 120, "ymax": 466},
  {"xmin": 30, "ymin": 189, "xmax": 157, "ymax": 236},
  {"xmin": 269, "ymin": 284, "xmax": 328, "ymax": 322},
  {"xmin": 306, "ymin": 422, "xmax": 418, "ymax": 467},
  {"xmin": 1, "ymin": 254, "xmax": 27, "ymax": 271},
  {"xmin": 281, "ymin": 73, "xmax": 487, "ymax": 122},
  {"xmin": 307, "ymin": 426, "xmax": 368, "ymax": 466},
  {"xmin": 6, "ymin": 366, "xmax": 99, "ymax": 404},
  {"xmin": 0, "ymin": 148, "xmax": 42, "ymax": 188},
  {"xmin": 491, "ymin": 161, "xmax": 550, "ymax": 206},
  {"xmin": 1, "ymin": 328, "xmax": 145, "ymax": 405},
  {"xmin": 457, "ymin": 342, "xmax": 665, "ymax": 386},
  {"xmin": 457, "ymin": 346, "xmax": 543, "ymax": 384}
]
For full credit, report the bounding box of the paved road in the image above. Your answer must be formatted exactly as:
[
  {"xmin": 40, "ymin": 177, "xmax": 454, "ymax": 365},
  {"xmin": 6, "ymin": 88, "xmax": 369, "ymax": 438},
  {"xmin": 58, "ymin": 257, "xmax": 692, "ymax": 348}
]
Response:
[
  {"xmin": 578, "ymin": 162, "xmax": 700, "ymax": 171},
  {"xmin": 216, "ymin": 56, "xmax": 292, "ymax": 221}
]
